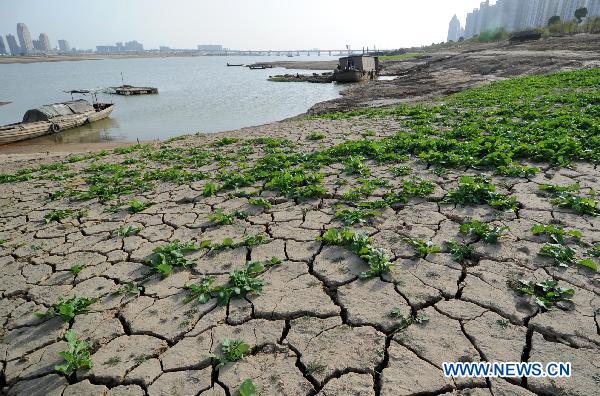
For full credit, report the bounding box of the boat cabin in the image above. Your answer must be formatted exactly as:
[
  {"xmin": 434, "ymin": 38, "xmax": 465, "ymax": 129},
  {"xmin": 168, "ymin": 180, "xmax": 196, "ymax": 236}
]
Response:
[
  {"xmin": 22, "ymin": 99, "xmax": 95, "ymax": 123},
  {"xmin": 337, "ymin": 55, "xmax": 379, "ymax": 72}
]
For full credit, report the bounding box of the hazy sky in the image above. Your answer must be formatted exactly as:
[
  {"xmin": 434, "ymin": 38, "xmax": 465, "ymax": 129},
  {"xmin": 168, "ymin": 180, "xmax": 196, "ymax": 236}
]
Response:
[{"xmin": 0, "ymin": 0, "xmax": 486, "ymax": 50}]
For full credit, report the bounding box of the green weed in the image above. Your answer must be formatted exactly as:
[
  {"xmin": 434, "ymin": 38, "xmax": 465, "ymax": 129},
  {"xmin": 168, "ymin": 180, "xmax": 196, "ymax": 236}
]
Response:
[
  {"xmin": 318, "ymin": 228, "xmax": 393, "ymax": 279},
  {"xmin": 406, "ymin": 238, "xmax": 441, "ymax": 258},
  {"xmin": 145, "ymin": 240, "xmax": 200, "ymax": 276},
  {"xmin": 68, "ymin": 264, "xmax": 84, "ymax": 275},
  {"xmin": 203, "ymin": 182, "xmax": 219, "ymax": 197},
  {"xmin": 496, "ymin": 163, "xmax": 540, "ymax": 178},
  {"xmin": 36, "ymin": 296, "xmax": 97, "ymax": 321},
  {"xmin": 444, "ymin": 241, "xmax": 474, "ymax": 262},
  {"xmin": 239, "ymin": 379, "xmax": 257, "ymax": 396},
  {"xmin": 343, "ymin": 156, "xmax": 370, "ymax": 176},
  {"xmin": 209, "ymin": 209, "xmax": 248, "ymax": 225},
  {"xmin": 538, "ymin": 243, "xmax": 595, "ymax": 270},
  {"xmin": 335, "ymin": 208, "xmax": 379, "ymax": 225},
  {"xmin": 116, "ymin": 224, "xmax": 142, "ymax": 237},
  {"xmin": 44, "ymin": 209, "xmax": 74, "ymax": 224},
  {"xmin": 55, "ymin": 330, "xmax": 93, "ymax": 375},
  {"xmin": 459, "ymin": 220, "xmax": 508, "ymax": 243},
  {"xmin": 129, "ymin": 199, "xmax": 153, "ymax": 214},
  {"xmin": 444, "ymin": 176, "xmax": 518, "ymax": 211},
  {"xmin": 513, "ymin": 279, "xmax": 574, "ymax": 310},
  {"xmin": 307, "ymin": 132, "xmax": 326, "ymax": 140},
  {"xmin": 248, "ymin": 197, "xmax": 272, "ymax": 209},
  {"xmin": 531, "ymin": 224, "xmax": 582, "ymax": 244}
]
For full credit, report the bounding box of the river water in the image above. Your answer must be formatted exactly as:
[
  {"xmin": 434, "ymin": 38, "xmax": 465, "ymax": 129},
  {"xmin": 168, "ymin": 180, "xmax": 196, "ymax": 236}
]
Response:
[{"xmin": 0, "ymin": 55, "xmax": 342, "ymax": 144}]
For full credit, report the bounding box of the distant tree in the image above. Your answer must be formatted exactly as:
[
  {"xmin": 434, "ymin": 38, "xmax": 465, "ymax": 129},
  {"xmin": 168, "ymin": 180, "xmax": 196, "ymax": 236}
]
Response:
[
  {"xmin": 575, "ymin": 7, "xmax": 588, "ymax": 24},
  {"xmin": 548, "ymin": 15, "xmax": 561, "ymax": 26}
]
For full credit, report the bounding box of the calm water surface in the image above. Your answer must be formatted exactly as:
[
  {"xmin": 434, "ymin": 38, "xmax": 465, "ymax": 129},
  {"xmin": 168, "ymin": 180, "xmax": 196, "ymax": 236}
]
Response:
[{"xmin": 0, "ymin": 56, "xmax": 342, "ymax": 144}]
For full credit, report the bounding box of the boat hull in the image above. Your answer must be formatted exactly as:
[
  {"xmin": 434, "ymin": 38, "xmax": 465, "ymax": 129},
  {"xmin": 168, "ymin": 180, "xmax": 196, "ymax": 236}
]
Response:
[
  {"xmin": 334, "ymin": 70, "xmax": 372, "ymax": 83},
  {"xmin": 0, "ymin": 104, "xmax": 115, "ymax": 145}
]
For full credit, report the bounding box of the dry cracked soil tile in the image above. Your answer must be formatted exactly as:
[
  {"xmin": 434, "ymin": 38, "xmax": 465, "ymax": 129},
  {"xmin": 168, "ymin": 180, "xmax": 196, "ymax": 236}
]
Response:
[
  {"xmin": 382, "ymin": 263, "xmax": 444, "ymax": 310},
  {"xmin": 71, "ymin": 311, "xmax": 125, "ymax": 346},
  {"xmin": 83, "ymin": 334, "xmax": 168, "ymax": 385},
  {"xmin": 4, "ymin": 340, "xmax": 66, "ymax": 385},
  {"xmin": 63, "ymin": 379, "xmax": 109, "ymax": 395},
  {"xmin": 381, "ymin": 340, "xmax": 453, "ymax": 395},
  {"xmin": 286, "ymin": 240, "xmax": 321, "ymax": 262},
  {"xmin": 285, "ymin": 316, "xmax": 386, "ymax": 384},
  {"xmin": 219, "ymin": 345, "xmax": 315, "ymax": 395},
  {"xmin": 398, "ymin": 257, "xmax": 463, "ymax": 299},
  {"xmin": 193, "ymin": 247, "xmax": 248, "ymax": 274},
  {"xmin": 312, "ymin": 245, "xmax": 365, "ymax": 287},
  {"xmin": 6, "ymin": 373, "xmax": 68, "ymax": 396},
  {"xmin": 1, "ymin": 317, "xmax": 67, "ymax": 361},
  {"xmin": 317, "ymin": 372, "xmax": 374, "ymax": 395},
  {"xmin": 124, "ymin": 357, "xmax": 163, "ymax": 386},
  {"xmin": 462, "ymin": 311, "xmax": 527, "ymax": 363},
  {"xmin": 120, "ymin": 292, "xmax": 218, "ymax": 342},
  {"xmin": 528, "ymin": 285, "xmax": 600, "ymax": 348},
  {"xmin": 527, "ymin": 332, "xmax": 600, "ymax": 396},
  {"xmin": 460, "ymin": 260, "xmax": 541, "ymax": 324},
  {"xmin": 270, "ymin": 220, "xmax": 321, "ymax": 242},
  {"xmin": 148, "ymin": 368, "xmax": 212, "ymax": 396},
  {"xmin": 337, "ymin": 278, "xmax": 411, "ymax": 332},
  {"xmin": 251, "ymin": 262, "xmax": 340, "ymax": 319},
  {"xmin": 434, "ymin": 299, "xmax": 488, "ymax": 321},
  {"xmin": 392, "ymin": 307, "xmax": 485, "ymax": 388},
  {"xmin": 250, "ymin": 238, "xmax": 286, "ymax": 262},
  {"xmin": 108, "ymin": 384, "xmax": 145, "ymax": 396},
  {"xmin": 161, "ymin": 318, "xmax": 284, "ymax": 371},
  {"xmin": 489, "ymin": 378, "xmax": 536, "ymax": 396}
]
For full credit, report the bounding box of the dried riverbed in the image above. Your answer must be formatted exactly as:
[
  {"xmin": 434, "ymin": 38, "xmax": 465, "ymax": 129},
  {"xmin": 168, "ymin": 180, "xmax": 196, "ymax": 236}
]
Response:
[{"xmin": 0, "ymin": 47, "xmax": 599, "ymax": 396}]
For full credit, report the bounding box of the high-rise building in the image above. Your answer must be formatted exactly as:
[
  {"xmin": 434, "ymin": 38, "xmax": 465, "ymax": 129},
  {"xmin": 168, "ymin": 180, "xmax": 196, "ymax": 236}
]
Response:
[
  {"xmin": 447, "ymin": 15, "xmax": 463, "ymax": 41},
  {"xmin": 16, "ymin": 23, "xmax": 33, "ymax": 54},
  {"xmin": 461, "ymin": 0, "xmax": 600, "ymax": 37},
  {"xmin": 32, "ymin": 39, "xmax": 42, "ymax": 51},
  {"xmin": 6, "ymin": 34, "xmax": 20, "ymax": 55},
  {"xmin": 39, "ymin": 33, "xmax": 51, "ymax": 52},
  {"xmin": 0, "ymin": 36, "xmax": 7, "ymax": 55},
  {"xmin": 58, "ymin": 40, "xmax": 70, "ymax": 52}
]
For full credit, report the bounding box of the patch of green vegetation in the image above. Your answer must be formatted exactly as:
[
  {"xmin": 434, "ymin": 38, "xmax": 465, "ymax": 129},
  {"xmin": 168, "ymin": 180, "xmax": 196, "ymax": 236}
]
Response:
[
  {"xmin": 36, "ymin": 296, "xmax": 97, "ymax": 321},
  {"xmin": 388, "ymin": 309, "xmax": 431, "ymax": 332},
  {"xmin": 68, "ymin": 264, "xmax": 84, "ymax": 275},
  {"xmin": 443, "ymin": 176, "xmax": 518, "ymax": 211},
  {"xmin": 55, "ymin": 330, "xmax": 93, "ymax": 376},
  {"xmin": 145, "ymin": 240, "xmax": 200, "ymax": 276},
  {"xmin": 129, "ymin": 199, "xmax": 153, "ymax": 214},
  {"xmin": 44, "ymin": 209, "xmax": 74, "ymax": 224},
  {"xmin": 513, "ymin": 279, "xmax": 574, "ymax": 310},
  {"xmin": 496, "ymin": 163, "xmax": 540, "ymax": 178},
  {"xmin": 203, "ymin": 182, "xmax": 218, "ymax": 197},
  {"xmin": 459, "ymin": 220, "xmax": 508, "ymax": 243},
  {"xmin": 239, "ymin": 378, "xmax": 257, "ymax": 396},
  {"xmin": 218, "ymin": 171, "xmax": 256, "ymax": 190},
  {"xmin": 307, "ymin": 132, "xmax": 326, "ymax": 140},
  {"xmin": 318, "ymin": 228, "xmax": 393, "ymax": 279},
  {"xmin": 201, "ymin": 234, "xmax": 270, "ymax": 251},
  {"xmin": 391, "ymin": 166, "xmax": 411, "ymax": 176},
  {"xmin": 531, "ymin": 224, "xmax": 582, "ymax": 244},
  {"xmin": 307, "ymin": 362, "xmax": 327, "ymax": 375},
  {"xmin": 209, "ymin": 209, "xmax": 248, "ymax": 225},
  {"xmin": 335, "ymin": 208, "xmax": 379, "ymax": 225},
  {"xmin": 184, "ymin": 277, "xmax": 216, "ymax": 304},
  {"xmin": 406, "ymin": 238, "xmax": 441, "ymax": 258},
  {"xmin": 248, "ymin": 197, "xmax": 272, "ymax": 209},
  {"xmin": 215, "ymin": 339, "xmax": 250, "ymax": 366},
  {"xmin": 343, "ymin": 156, "xmax": 370, "ymax": 176},
  {"xmin": 444, "ymin": 241, "xmax": 474, "ymax": 262},
  {"xmin": 103, "ymin": 356, "xmax": 121, "ymax": 366},
  {"xmin": 540, "ymin": 183, "xmax": 599, "ymax": 216},
  {"xmin": 212, "ymin": 137, "xmax": 241, "ymax": 147},
  {"xmin": 265, "ymin": 169, "xmax": 327, "ymax": 200},
  {"xmin": 538, "ymin": 243, "xmax": 596, "ymax": 270},
  {"xmin": 144, "ymin": 166, "xmax": 206, "ymax": 185},
  {"xmin": 116, "ymin": 224, "xmax": 142, "ymax": 237},
  {"xmin": 115, "ymin": 282, "xmax": 142, "ymax": 295}
]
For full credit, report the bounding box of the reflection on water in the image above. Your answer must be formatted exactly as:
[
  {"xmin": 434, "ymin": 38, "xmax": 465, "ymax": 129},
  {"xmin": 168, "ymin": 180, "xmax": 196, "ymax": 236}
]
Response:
[{"xmin": 0, "ymin": 56, "xmax": 343, "ymax": 145}]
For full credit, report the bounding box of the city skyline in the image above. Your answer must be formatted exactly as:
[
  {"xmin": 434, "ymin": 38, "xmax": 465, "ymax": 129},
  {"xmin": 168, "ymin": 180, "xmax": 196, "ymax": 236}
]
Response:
[
  {"xmin": 0, "ymin": 0, "xmax": 485, "ymax": 51},
  {"xmin": 449, "ymin": 0, "xmax": 600, "ymax": 41}
]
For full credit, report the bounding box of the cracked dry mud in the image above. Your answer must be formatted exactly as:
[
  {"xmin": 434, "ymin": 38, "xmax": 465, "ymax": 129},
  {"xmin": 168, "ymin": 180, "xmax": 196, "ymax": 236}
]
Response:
[{"xmin": 1, "ymin": 75, "xmax": 600, "ymax": 395}]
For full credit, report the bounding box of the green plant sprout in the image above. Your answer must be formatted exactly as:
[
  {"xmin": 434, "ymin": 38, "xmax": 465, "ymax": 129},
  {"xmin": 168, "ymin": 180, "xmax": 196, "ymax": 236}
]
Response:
[{"xmin": 55, "ymin": 330, "xmax": 93, "ymax": 375}]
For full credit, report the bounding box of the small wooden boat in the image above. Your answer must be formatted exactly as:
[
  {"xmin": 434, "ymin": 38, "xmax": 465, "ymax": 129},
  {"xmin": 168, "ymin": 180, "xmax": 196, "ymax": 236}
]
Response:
[
  {"xmin": 227, "ymin": 63, "xmax": 244, "ymax": 67},
  {"xmin": 0, "ymin": 99, "xmax": 114, "ymax": 145},
  {"xmin": 112, "ymin": 85, "xmax": 158, "ymax": 95},
  {"xmin": 334, "ymin": 69, "xmax": 372, "ymax": 83}
]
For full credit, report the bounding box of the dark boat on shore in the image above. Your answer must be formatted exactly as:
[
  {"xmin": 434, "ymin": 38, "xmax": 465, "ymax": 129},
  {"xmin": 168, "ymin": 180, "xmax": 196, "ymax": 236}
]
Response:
[
  {"xmin": 0, "ymin": 98, "xmax": 114, "ymax": 144},
  {"xmin": 334, "ymin": 55, "xmax": 379, "ymax": 83},
  {"xmin": 227, "ymin": 63, "xmax": 244, "ymax": 67},
  {"xmin": 248, "ymin": 63, "xmax": 273, "ymax": 70}
]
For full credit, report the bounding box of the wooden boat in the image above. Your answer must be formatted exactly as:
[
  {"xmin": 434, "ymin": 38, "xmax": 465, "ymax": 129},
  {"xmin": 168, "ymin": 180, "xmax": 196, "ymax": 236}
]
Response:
[
  {"xmin": 247, "ymin": 64, "xmax": 273, "ymax": 70},
  {"xmin": 227, "ymin": 63, "xmax": 244, "ymax": 67},
  {"xmin": 112, "ymin": 85, "xmax": 158, "ymax": 95},
  {"xmin": 0, "ymin": 99, "xmax": 114, "ymax": 145},
  {"xmin": 334, "ymin": 55, "xmax": 379, "ymax": 83},
  {"xmin": 334, "ymin": 69, "xmax": 372, "ymax": 83}
]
